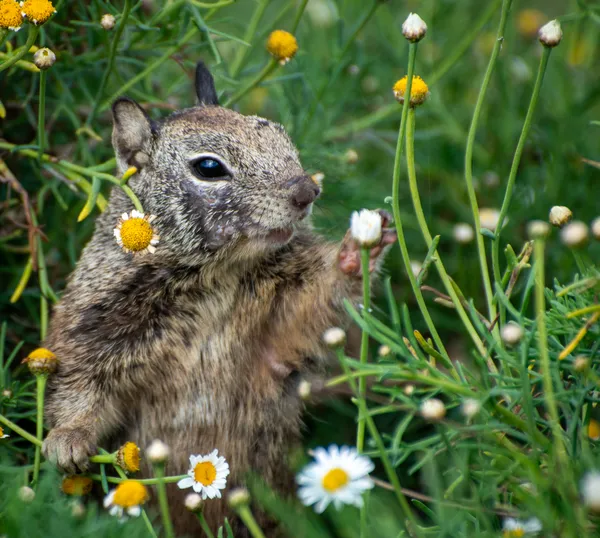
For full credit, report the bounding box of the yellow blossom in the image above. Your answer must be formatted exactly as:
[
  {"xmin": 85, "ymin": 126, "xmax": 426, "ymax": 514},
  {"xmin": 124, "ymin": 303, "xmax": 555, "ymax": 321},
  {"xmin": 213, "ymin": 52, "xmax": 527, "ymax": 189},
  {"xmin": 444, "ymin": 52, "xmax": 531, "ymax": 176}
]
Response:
[
  {"xmin": 393, "ymin": 75, "xmax": 429, "ymax": 106},
  {"xmin": 62, "ymin": 475, "xmax": 93, "ymax": 496},
  {"xmin": 20, "ymin": 0, "xmax": 56, "ymax": 25},
  {"xmin": 0, "ymin": 0, "xmax": 22, "ymax": 30},
  {"xmin": 113, "ymin": 210, "xmax": 159, "ymax": 254},
  {"xmin": 104, "ymin": 480, "xmax": 148, "ymax": 519},
  {"xmin": 22, "ymin": 347, "xmax": 58, "ymax": 375},
  {"xmin": 266, "ymin": 30, "xmax": 298, "ymax": 64},
  {"xmin": 117, "ymin": 442, "xmax": 141, "ymax": 473}
]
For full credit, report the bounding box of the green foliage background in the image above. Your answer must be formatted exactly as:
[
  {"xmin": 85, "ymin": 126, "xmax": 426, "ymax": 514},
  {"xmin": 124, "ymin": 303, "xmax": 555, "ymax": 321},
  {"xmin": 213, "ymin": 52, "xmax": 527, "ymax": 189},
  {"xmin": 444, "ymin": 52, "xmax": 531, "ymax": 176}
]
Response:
[{"xmin": 1, "ymin": 0, "xmax": 600, "ymax": 536}]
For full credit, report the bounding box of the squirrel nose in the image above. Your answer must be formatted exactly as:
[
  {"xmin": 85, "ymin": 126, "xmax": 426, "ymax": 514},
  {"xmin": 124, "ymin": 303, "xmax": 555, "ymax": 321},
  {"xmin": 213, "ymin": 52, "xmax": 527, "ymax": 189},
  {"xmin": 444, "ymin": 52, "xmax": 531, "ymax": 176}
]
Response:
[{"xmin": 289, "ymin": 175, "xmax": 320, "ymax": 210}]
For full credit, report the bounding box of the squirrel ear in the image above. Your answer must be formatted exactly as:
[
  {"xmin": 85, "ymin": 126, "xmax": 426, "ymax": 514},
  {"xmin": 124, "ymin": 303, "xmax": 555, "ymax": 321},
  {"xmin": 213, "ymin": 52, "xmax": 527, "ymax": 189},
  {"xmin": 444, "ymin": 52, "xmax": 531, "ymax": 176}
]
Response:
[
  {"xmin": 195, "ymin": 61, "xmax": 219, "ymax": 106},
  {"xmin": 111, "ymin": 98, "xmax": 153, "ymax": 172}
]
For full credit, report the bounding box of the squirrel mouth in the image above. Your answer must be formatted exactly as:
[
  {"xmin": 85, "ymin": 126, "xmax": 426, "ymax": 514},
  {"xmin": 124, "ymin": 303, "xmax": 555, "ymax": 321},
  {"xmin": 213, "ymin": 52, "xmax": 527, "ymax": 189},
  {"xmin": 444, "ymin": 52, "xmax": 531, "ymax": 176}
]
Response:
[{"xmin": 264, "ymin": 227, "xmax": 294, "ymax": 244}]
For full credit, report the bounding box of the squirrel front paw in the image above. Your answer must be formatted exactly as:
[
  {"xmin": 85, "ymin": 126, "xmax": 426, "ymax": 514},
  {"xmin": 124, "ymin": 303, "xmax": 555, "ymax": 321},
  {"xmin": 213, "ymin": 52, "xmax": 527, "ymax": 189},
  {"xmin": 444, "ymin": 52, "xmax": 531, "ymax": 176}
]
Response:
[
  {"xmin": 42, "ymin": 427, "xmax": 97, "ymax": 474},
  {"xmin": 339, "ymin": 209, "xmax": 397, "ymax": 276}
]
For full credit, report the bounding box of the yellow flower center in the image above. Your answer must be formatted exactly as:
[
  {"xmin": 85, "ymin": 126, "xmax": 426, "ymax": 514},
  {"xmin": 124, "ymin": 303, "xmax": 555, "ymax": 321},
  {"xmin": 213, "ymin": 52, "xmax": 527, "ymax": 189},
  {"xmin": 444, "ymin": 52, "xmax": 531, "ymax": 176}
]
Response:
[
  {"xmin": 120, "ymin": 442, "xmax": 141, "ymax": 473},
  {"xmin": 119, "ymin": 218, "xmax": 154, "ymax": 252},
  {"xmin": 194, "ymin": 461, "xmax": 217, "ymax": 486},
  {"xmin": 0, "ymin": 0, "xmax": 23, "ymax": 29},
  {"xmin": 0, "ymin": 426, "xmax": 4, "ymax": 436},
  {"xmin": 21, "ymin": 0, "xmax": 55, "ymax": 24},
  {"xmin": 27, "ymin": 347, "xmax": 56, "ymax": 360},
  {"xmin": 112, "ymin": 481, "xmax": 148, "ymax": 508},
  {"xmin": 588, "ymin": 419, "xmax": 600, "ymax": 440},
  {"xmin": 503, "ymin": 530, "xmax": 525, "ymax": 538},
  {"xmin": 266, "ymin": 30, "xmax": 298, "ymax": 61},
  {"xmin": 62, "ymin": 475, "xmax": 93, "ymax": 496},
  {"xmin": 322, "ymin": 468, "xmax": 349, "ymax": 492},
  {"xmin": 393, "ymin": 76, "xmax": 429, "ymax": 106}
]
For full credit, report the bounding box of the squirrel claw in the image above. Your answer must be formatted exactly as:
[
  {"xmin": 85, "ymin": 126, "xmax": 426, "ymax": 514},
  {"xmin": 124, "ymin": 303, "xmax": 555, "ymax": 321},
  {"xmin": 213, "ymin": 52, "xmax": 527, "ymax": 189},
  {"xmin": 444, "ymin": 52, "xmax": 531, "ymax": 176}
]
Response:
[{"xmin": 43, "ymin": 427, "xmax": 96, "ymax": 474}]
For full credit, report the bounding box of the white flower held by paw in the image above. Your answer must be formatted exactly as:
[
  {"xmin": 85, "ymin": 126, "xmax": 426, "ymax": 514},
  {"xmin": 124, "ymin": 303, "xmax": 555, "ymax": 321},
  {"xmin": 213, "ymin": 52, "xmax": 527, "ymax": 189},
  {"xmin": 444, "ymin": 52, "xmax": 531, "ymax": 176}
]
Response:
[
  {"xmin": 350, "ymin": 209, "xmax": 382, "ymax": 248},
  {"xmin": 502, "ymin": 517, "xmax": 542, "ymax": 536},
  {"xmin": 296, "ymin": 445, "xmax": 374, "ymax": 513},
  {"xmin": 177, "ymin": 449, "xmax": 230, "ymax": 499},
  {"xmin": 103, "ymin": 480, "xmax": 148, "ymax": 520}
]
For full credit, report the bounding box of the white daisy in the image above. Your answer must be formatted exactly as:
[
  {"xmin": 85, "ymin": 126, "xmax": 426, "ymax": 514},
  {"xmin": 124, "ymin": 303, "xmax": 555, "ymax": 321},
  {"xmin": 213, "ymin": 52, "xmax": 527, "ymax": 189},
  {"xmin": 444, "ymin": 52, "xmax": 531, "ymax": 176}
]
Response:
[
  {"xmin": 113, "ymin": 210, "xmax": 159, "ymax": 254},
  {"xmin": 177, "ymin": 449, "xmax": 230, "ymax": 499},
  {"xmin": 502, "ymin": 517, "xmax": 542, "ymax": 536},
  {"xmin": 103, "ymin": 480, "xmax": 148, "ymax": 520},
  {"xmin": 296, "ymin": 445, "xmax": 374, "ymax": 513},
  {"xmin": 350, "ymin": 209, "xmax": 382, "ymax": 248},
  {"xmin": 0, "ymin": 426, "xmax": 9, "ymax": 439}
]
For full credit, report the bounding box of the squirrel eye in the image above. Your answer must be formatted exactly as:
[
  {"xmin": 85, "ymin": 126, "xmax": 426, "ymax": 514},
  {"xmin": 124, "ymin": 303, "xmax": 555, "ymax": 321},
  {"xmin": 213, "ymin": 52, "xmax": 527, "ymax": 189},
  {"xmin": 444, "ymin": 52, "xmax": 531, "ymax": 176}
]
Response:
[{"xmin": 192, "ymin": 157, "xmax": 229, "ymax": 180}]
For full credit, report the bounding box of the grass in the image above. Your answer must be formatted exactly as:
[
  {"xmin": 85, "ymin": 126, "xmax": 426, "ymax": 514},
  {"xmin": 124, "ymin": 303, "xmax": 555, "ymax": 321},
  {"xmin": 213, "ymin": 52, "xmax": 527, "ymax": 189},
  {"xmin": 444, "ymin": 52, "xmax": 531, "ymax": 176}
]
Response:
[{"xmin": 1, "ymin": 0, "xmax": 600, "ymax": 536}]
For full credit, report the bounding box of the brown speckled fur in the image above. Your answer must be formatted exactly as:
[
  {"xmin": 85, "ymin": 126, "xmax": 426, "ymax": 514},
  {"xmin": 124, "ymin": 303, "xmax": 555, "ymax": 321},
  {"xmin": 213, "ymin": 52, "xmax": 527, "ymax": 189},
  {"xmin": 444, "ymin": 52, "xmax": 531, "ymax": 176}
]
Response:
[{"xmin": 42, "ymin": 64, "xmax": 394, "ymax": 537}]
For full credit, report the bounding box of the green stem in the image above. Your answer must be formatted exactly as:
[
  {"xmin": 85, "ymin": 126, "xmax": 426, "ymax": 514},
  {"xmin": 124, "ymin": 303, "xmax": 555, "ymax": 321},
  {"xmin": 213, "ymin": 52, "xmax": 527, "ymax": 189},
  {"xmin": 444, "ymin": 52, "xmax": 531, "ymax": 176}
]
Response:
[
  {"xmin": 391, "ymin": 43, "xmax": 451, "ymax": 365},
  {"xmin": 463, "ymin": 0, "xmax": 512, "ymax": 336},
  {"xmin": 229, "ymin": 0, "xmax": 269, "ymax": 78},
  {"xmin": 154, "ymin": 463, "xmax": 175, "ymax": 538},
  {"xmin": 87, "ymin": 0, "xmax": 133, "ymax": 125},
  {"xmin": 224, "ymin": 59, "xmax": 278, "ymax": 108},
  {"xmin": 405, "ymin": 108, "xmax": 489, "ymax": 364},
  {"xmin": 89, "ymin": 473, "xmax": 188, "ymax": 485},
  {"xmin": 290, "ymin": 0, "xmax": 310, "ymax": 33},
  {"xmin": 0, "ymin": 26, "xmax": 39, "ymax": 73},
  {"xmin": 196, "ymin": 512, "xmax": 215, "ymax": 538},
  {"xmin": 89, "ymin": 454, "xmax": 115, "ymax": 464},
  {"xmin": 235, "ymin": 505, "xmax": 266, "ymax": 538},
  {"xmin": 32, "ymin": 375, "xmax": 47, "ymax": 486},
  {"xmin": 37, "ymin": 71, "xmax": 47, "ymax": 160},
  {"xmin": 534, "ymin": 239, "xmax": 564, "ymax": 451},
  {"xmin": 336, "ymin": 350, "xmax": 419, "ymax": 535},
  {"xmin": 356, "ymin": 248, "xmax": 371, "ymax": 453},
  {"xmin": 491, "ymin": 47, "xmax": 552, "ymax": 287},
  {"xmin": 142, "ymin": 510, "xmax": 159, "ymax": 538},
  {"xmin": 0, "ymin": 413, "xmax": 42, "ymax": 447}
]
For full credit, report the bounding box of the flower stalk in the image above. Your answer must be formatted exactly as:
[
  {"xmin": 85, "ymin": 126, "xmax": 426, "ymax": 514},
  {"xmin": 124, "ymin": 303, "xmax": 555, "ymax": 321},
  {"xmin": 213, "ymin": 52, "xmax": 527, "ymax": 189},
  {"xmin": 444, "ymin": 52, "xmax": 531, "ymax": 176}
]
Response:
[
  {"xmin": 32, "ymin": 373, "xmax": 47, "ymax": 486},
  {"xmin": 0, "ymin": 25, "xmax": 39, "ymax": 73},
  {"xmin": 491, "ymin": 46, "xmax": 552, "ymax": 288},
  {"xmin": 405, "ymin": 107, "xmax": 489, "ymax": 365},
  {"xmin": 233, "ymin": 503, "xmax": 266, "ymax": 538},
  {"xmin": 153, "ymin": 462, "xmax": 175, "ymax": 538},
  {"xmin": 37, "ymin": 70, "xmax": 47, "ymax": 160},
  {"xmin": 356, "ymin": 248, "xmax": 371, "ymax": 453},
  {"xmin": 462, "ymin": 0, "xmax": 513, "ymax": 338},
  {"xmin": 224, "ymin": 58, "xmax": 278, "ymax": 108},
  {"xmin": 0, "ymin": 413, "xmax": 42, "ymax": 446},
  {"xmin": 390, "ymin": 42, "xmax": 451, "ymax": 365}
]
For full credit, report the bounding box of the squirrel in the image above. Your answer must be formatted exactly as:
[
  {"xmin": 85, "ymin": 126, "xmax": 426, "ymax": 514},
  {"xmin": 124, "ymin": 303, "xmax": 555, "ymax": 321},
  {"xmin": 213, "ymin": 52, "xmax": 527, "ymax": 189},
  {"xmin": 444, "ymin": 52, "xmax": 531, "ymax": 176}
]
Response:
[{"xmin": 42, "ymin": 62, "xmax": 396, "ymax": 536}]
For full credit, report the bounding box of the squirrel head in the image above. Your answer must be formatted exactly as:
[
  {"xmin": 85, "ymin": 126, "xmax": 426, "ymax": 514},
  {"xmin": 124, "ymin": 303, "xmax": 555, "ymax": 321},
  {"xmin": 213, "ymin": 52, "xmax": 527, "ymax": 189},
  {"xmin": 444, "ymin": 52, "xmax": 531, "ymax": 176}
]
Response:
[{"xmin": 111, "ymin": 62, "xmax": 320, "ymax": 264}]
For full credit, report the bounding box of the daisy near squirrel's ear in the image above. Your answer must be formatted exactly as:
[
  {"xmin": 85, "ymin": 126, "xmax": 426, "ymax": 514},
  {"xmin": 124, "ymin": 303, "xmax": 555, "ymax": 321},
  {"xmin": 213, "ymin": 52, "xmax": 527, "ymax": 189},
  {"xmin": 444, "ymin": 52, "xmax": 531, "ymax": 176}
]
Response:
[{"xmin": 111, "ymin": 98, "xmax": 154, "ymax": 172}]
